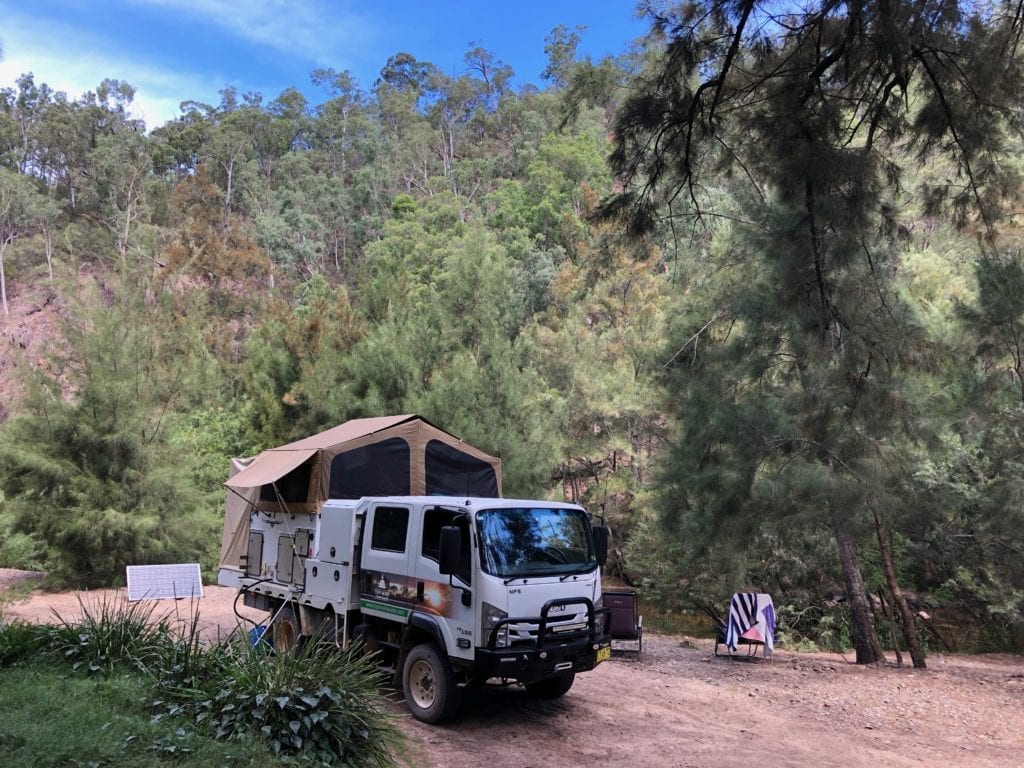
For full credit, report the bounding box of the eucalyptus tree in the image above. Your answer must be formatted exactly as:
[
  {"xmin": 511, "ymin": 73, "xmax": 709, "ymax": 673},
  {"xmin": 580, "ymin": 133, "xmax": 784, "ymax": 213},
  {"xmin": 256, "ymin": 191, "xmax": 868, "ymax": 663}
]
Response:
[
  {"xmin": 542, "ymin": 25, "xmax": 585, "ymax": 90},
  {"xmin": 0, "ymin": 168, "xmax": 48, "ymax": 314},
  {"xmin": 0, "ymin": 74, "xmax": 53, "ymax": 175},
  {"xmin": 309, "ymin": 68, "xmax": 386, "ymax": 274},
  {"xmin": 604, "ymin": 1, "xmax": 1024, "ymax": 664},
  {"xmin": 85, "ymin": 131, "xmax": 156, "ymax": 259}
]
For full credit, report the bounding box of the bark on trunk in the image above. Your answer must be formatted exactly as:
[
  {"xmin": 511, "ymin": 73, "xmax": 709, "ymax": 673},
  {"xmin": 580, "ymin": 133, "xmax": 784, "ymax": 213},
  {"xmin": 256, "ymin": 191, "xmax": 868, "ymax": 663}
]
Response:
[
  {"xmin": 879, "ymin": 592, "xmax": 904, "ymax": 667},
  {"xmin": 0, "ymin": 244, "xmax": 8, "ymax": 316},
  {"xmin": 873, "ymin": 509, "xmax": 927, "ymax": 669},
  {"xmin": 833, "ymin": 518, "xmax": 884, "ymax": 664}
]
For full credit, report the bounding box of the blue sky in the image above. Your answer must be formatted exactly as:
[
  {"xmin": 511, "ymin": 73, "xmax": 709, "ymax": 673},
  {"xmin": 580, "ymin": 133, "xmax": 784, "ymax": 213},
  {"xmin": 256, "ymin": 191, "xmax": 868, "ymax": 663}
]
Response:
[{"xmin": 0, "ymin": 0, "xmax": 648, "ymax": 130}]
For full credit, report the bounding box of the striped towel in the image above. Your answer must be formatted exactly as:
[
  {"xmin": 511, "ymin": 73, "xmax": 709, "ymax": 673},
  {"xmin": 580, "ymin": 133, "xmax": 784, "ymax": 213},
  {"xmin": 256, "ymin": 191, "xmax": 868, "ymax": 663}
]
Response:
[{"xmin": 725, "ymin": 593, "xmax": 775, "ymax": 656}]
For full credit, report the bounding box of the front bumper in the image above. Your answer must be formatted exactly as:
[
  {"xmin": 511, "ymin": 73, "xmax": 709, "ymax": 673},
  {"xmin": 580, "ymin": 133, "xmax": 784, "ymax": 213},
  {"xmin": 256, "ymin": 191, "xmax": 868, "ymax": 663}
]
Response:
[{"xmin": 475, "ymin": 597, "xmax": 612, "ymax": 683}]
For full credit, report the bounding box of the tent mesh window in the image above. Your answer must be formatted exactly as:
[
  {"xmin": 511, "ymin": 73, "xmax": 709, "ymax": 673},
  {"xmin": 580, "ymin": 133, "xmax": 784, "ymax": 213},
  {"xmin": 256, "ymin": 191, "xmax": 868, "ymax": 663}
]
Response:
[
  {"xmin": 259, "ymin": 461, "xmax": 313, "ymax": 502},
  {"xmin": 330, "ymin": 438, "xmax": 411, "ymax": 498},
  {"xmin": 425, "ymin": 439, "xmax": 498, "ymax": 497}
]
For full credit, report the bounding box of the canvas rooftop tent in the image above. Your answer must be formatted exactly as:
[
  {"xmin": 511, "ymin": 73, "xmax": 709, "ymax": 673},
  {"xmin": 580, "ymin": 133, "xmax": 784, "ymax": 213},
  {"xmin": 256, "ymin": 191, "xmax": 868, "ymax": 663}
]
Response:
[{"xmin": 218, "ymin": 415, "xmax": 502, "ymax": 577}]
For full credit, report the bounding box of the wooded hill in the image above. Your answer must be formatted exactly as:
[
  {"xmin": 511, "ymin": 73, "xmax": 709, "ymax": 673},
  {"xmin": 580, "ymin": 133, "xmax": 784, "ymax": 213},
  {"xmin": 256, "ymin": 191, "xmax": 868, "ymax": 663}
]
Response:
[{"xmin": 1, "ymin": 3, "xmax": 1022, "ymax": 660}]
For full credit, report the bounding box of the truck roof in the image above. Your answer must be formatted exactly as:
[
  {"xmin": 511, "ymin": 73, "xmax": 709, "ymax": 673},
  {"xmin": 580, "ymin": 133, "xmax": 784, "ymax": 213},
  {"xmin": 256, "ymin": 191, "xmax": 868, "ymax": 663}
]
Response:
[{"xmin": 320, "ymin": 496, "xmax": 586, "ymax": 512}]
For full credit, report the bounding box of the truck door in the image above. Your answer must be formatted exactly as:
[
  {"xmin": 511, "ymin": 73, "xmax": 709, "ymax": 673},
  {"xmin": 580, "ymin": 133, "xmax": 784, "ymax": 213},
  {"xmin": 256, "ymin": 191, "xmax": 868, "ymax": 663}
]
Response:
[
  {"xmin": 412, "ymin": 506, "xmax": 476, "ymax": 661},
  {"xmin": 359, "ymin": 503, "xmax": 416, "ymax": 620}
]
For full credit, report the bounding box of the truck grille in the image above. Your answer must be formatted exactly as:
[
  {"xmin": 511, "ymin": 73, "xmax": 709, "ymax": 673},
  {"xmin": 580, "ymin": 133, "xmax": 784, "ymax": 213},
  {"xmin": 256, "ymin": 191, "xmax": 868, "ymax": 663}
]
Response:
[{"xmin": 508, "ymin": 612, "xmax": 589, "ymax": 644}]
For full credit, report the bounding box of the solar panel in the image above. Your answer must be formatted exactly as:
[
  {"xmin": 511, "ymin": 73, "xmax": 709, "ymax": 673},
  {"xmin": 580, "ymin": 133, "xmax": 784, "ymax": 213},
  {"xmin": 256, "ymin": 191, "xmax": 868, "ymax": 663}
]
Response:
[{"xmin": 126, "ymin": 563, "xmax": 203, "ymax": 601}]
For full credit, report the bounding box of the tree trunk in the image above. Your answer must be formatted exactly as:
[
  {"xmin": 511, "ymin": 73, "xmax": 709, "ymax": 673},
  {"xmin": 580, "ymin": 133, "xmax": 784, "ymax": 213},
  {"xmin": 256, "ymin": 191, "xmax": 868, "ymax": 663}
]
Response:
[
  {"xmin": 44, "ymin": 228, "xmax": 53, "ymax": 282},
  {"xmin": 873, "ymin": 509, "xmax": 926, "ymax": 669},
  {"xmin": 223, "ymin": 157, "xmax": 234, "ymax": 229},
  {"xmin": 832, "ymin": 516, "xmax": 884, "ymax": 664},
  {"xmin": 0, "ymin": 241, "xmax": 9, "ymax": 316},
  {"xmin": 879, "ymin": 592, "xmax": 904, "ymax": 667}
]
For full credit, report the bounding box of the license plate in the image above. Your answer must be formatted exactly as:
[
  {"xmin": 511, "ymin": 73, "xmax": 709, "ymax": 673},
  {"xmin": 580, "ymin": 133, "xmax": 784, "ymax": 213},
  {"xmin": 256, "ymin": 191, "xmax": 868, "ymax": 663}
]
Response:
[{"xmin": 596, "ymin": 645, "xmax": 611, "ymax": 664}]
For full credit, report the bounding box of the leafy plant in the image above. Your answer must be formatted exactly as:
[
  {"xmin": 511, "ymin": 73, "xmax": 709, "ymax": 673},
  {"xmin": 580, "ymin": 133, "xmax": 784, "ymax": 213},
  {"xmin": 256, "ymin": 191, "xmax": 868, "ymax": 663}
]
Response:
[{"xmin": 161, "ymin": 636, "xmax": 401, "ymax": 766}]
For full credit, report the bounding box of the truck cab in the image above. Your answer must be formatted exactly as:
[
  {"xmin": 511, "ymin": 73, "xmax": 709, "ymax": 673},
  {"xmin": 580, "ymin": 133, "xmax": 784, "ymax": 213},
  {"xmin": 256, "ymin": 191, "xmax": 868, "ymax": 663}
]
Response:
[{"xmin": 236, "ymin": 495, "xmax": 612, "ymax": 723}]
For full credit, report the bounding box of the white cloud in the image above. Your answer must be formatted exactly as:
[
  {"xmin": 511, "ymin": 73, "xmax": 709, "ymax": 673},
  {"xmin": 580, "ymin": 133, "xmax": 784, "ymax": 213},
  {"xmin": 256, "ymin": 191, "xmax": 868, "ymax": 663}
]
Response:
[
  {"xmin": 0, "ymin": 10, "xmax": 225, "ymax": 129},
  {"xmin": 128, "ymin": 0, "xmax": 373, "ymax": 66}
]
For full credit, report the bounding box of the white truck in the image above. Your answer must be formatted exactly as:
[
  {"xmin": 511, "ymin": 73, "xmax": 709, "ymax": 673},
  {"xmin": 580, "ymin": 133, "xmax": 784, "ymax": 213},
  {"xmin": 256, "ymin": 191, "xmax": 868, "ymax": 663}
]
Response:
[{"xmin": 234, "ymin": 493, "xmax": 613, "ymax": 722}]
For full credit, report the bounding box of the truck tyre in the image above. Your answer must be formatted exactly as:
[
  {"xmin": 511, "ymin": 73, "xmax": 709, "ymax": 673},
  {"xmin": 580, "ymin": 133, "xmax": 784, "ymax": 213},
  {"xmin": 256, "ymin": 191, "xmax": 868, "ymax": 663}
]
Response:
[
  {"xmin": 526, "ymin": 673, "xmax": 575, "ymax": 699},
  {"xmin": 402, "ymin": 643, "xmax": 461, "ymax": 723}
]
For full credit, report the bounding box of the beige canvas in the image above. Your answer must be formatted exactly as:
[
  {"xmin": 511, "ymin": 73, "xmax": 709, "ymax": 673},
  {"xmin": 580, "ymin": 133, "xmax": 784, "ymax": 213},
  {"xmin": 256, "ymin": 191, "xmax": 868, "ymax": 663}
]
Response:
[{"xmin": 218, "ymin": 415, "xmax": 502, "ymax": 569}]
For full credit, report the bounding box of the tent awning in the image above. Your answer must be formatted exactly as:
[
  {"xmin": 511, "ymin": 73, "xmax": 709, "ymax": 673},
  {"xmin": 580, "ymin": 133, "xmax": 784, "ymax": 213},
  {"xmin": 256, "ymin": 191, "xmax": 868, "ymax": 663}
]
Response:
[{"xmin": 224, "ymin": 448, "xmax": 317, "ymax": 490}]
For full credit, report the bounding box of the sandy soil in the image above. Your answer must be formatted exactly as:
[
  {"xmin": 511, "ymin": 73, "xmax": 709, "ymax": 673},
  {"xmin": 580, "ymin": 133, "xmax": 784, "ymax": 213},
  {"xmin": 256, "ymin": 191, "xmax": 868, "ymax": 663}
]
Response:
[{"xmin": 3, "ymin": 569, "xmax": 1022, "ymax": 768}]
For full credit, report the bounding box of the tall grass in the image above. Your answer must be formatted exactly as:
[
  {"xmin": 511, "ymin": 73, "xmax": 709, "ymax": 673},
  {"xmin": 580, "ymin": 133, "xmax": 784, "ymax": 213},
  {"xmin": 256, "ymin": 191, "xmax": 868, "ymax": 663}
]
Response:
[{"xmin": 49, "ymin": 593, "xmax": 171, "ymax": 673}]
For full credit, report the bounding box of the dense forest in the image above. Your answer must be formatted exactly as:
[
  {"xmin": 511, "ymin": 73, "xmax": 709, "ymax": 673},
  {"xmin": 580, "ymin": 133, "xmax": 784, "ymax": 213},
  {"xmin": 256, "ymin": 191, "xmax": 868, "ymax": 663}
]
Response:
[{"xmin": 1, "ymin": 2, "xmax": 1023, "ymax": 660}]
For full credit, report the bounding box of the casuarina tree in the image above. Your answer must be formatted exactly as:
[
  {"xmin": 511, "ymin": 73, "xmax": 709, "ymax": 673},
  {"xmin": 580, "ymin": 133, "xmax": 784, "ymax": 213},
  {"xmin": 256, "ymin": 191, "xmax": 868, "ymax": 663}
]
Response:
[{"xmin": 603, "ymin": 1, "xmax": 1024, "ymax": 664}]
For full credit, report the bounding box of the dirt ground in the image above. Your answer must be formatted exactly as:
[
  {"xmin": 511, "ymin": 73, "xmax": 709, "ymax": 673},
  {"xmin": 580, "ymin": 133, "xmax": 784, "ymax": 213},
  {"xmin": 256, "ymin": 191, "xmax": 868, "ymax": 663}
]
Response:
[{"xmin": 3, "ymin": 569, "xmax": 1022, "ymax": 768}]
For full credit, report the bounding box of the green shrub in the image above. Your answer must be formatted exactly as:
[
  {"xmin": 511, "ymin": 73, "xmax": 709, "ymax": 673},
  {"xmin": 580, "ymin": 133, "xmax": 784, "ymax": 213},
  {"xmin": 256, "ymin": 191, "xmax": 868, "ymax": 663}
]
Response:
[
  {"xmin": 160, "ymin": 636, "xmax": 401, "ymax": 766},
  {"xmin": 773, "ymin": 601, "xmax": 851, "ymax": 652},
  {"xmin": 0, "ymin": 620, "xmax": 60, "ymax": 666},
  {"xmin": 0, "ymin": 531, "xmax": 43, "ymax": 570}
]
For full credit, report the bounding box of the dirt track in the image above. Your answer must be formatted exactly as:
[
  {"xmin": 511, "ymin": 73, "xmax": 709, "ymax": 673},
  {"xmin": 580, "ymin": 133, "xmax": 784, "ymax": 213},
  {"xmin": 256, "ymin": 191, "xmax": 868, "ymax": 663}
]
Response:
[{"xmin": 3, "ymin": 572, "xmax": 1023, "ymax": 768}]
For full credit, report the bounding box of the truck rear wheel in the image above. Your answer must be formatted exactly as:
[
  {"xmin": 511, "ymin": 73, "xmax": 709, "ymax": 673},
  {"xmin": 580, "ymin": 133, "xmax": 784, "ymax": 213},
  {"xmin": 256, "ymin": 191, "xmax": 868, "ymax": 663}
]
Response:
[
  {"xmin": 272, "ymin": 605, "xmax": 301, "ymax": 654},
  {"xmin": 526, "ymin": 673, "xmax": 575, "ymax": 699},
  {"xmin": 402, "ymin": 643, "xmax": 461, "ymax": 723}
]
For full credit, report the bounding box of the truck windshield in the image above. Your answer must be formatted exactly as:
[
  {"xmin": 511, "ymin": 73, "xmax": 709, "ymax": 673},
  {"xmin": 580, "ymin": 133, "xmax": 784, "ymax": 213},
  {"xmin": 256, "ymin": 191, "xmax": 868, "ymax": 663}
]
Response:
[{"xmin": 476, "ymin": 507, "xmax": 596, "ymax": 578}]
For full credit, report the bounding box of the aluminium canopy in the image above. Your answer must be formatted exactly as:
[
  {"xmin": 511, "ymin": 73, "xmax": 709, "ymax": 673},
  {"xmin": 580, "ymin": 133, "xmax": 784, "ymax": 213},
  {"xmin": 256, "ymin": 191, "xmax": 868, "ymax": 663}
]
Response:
[{"xmin": 219, "ymin": 415, "xmax": 502, "ymax": 572}]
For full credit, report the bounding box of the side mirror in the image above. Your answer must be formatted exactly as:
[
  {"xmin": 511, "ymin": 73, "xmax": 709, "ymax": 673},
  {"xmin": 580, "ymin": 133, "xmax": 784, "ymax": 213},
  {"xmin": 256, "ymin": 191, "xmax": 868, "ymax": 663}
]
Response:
[
  {"xmin": 439, "ymin": 525, "xmax": 461, "ymax": 576},
  {"xmin": 592, "ymin": 525, "xmax": 609, "ymax": 567}
]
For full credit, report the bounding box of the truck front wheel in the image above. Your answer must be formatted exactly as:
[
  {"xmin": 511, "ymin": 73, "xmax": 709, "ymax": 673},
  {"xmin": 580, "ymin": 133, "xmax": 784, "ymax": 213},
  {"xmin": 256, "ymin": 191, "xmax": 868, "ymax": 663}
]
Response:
[
  {"xmin": 402, "ymin": 643, "xmax": 462, "ymax": 723},
  {"xmin": 525, "ymin": 673, "xmax": 575, "ymax": 699}
]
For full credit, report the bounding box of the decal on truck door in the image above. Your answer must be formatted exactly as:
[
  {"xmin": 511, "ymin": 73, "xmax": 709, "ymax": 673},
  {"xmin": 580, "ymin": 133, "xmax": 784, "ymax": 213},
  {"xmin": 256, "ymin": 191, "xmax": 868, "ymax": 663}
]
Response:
[{"xmin": 360, "ymin": 570, "xmax": 459, "ymax": 619}]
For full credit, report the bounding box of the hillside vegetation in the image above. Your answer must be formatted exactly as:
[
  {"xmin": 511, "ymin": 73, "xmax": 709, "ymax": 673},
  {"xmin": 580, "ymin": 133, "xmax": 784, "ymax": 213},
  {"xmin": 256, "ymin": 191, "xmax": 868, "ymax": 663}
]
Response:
[{"xmin": 1, "ymin": 3, "xmax": 1023, "ymax": 659}]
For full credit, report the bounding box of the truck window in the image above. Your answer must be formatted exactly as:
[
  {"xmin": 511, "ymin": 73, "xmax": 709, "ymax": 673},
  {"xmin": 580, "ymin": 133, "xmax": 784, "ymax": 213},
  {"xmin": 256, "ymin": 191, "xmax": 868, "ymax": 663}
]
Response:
[
  {"xmin": 421, "ymin": 508, "xmax": 471, "ymax": 585},
  {"xmin": 477, "ymin": 506, "xmax": 595, "ymax": 578},
  {"xmin": 370, "ymin": 506, "xmax": 409, "ymax": 552}
]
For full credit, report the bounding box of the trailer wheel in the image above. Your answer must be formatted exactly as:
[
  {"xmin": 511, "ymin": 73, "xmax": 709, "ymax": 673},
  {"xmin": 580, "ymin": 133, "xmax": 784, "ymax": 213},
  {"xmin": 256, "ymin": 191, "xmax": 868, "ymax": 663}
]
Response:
[
  {"xmin": 526, "ymin": 673, "xmax": 575, "ymax": 699},
  {"xmin": 402, "ymin": 643, "xmax": 461, "ymax": 723}
]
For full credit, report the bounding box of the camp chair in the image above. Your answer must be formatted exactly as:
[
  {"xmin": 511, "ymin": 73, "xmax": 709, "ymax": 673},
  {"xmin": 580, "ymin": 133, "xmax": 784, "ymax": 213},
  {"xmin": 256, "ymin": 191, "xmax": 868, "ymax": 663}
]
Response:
[
  {"xmin": 700, "ymin": 599, "xmax": 766, "ymax": 659},
  {"xmin": 603, "ymin": 589, "xmax": 643, "ymax": 656}
]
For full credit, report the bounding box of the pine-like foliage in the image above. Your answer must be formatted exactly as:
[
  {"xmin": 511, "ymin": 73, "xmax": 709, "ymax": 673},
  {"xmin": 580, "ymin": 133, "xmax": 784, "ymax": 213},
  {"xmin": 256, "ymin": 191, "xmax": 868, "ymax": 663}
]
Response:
[
  {"xmin": 0, "ymin": 272, "xmax": 218, "ymax": 587},
  {"xmin": 606, "ymin": 1, "xmax": 1024, "ymax": 655}
]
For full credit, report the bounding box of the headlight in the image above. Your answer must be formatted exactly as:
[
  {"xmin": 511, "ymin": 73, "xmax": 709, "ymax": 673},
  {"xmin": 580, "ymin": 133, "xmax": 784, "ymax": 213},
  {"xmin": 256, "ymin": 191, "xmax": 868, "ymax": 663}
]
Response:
[{"xmin": 482, "ymin": 601, "xmax": 509, "ymax": 648}]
